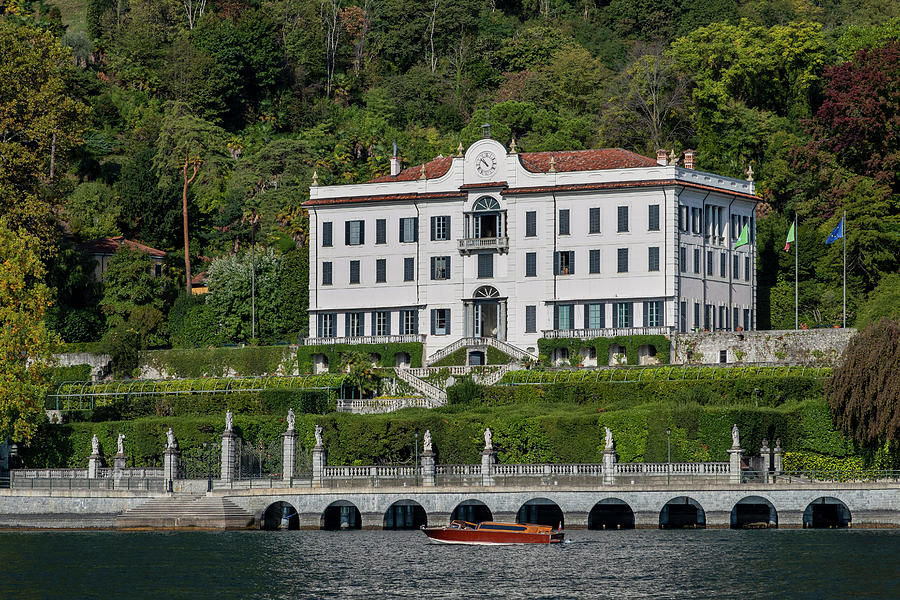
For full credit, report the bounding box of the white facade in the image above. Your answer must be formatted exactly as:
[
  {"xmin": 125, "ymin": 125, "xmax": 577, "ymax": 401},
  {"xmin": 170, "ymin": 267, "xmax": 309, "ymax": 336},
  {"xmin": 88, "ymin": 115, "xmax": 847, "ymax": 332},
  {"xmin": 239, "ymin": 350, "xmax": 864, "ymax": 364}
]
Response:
[{"xmin": 304, "ymin": 139, "xmax": 758, "ymax": 363}]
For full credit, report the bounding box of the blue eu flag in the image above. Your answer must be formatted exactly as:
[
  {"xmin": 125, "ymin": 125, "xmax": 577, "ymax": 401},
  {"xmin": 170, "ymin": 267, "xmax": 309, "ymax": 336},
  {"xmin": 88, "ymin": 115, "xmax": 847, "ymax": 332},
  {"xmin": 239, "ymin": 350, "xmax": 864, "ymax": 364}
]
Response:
[{"xmin": 825, "ymin": 218, "xmax": 844, "ymax": 245}]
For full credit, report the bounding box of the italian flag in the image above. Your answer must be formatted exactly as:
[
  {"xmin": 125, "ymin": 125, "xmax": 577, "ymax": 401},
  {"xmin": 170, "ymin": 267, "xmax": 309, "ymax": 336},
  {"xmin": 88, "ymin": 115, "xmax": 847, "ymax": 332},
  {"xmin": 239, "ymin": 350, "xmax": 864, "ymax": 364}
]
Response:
[{"xmin": 784, "ymin": 221, "xmax": 795, "ymax": 252}]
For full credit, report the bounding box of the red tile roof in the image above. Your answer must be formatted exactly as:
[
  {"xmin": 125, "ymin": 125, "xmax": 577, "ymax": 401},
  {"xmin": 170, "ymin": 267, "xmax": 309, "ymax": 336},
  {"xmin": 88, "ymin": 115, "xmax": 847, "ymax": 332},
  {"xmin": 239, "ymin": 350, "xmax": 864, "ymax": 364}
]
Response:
[
  {"xmin": 369, "ymin": 156, "xmax": 454, "ymax": 182},
  {"xmin": 77, "ymin": 236, "xmax": 167, "ymax": 258},
  {"xmin": 504, "ymin": 179, "xmax": 759, "ymax": 202},
  {"xmin": 305, "ymin": 191, "xmax": 465, "ymax": 207},
  {"xmin": 517, "ymin": 149, "xmax": 659, "ymax": 173}
]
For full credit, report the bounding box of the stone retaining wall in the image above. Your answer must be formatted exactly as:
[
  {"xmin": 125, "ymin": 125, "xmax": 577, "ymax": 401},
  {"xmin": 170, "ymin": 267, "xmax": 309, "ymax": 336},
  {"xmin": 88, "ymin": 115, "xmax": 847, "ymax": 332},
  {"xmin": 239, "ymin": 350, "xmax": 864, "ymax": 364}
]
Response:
[{"xmin": 671, "ymin": 328, "xmax": 856, "ymax": 364}]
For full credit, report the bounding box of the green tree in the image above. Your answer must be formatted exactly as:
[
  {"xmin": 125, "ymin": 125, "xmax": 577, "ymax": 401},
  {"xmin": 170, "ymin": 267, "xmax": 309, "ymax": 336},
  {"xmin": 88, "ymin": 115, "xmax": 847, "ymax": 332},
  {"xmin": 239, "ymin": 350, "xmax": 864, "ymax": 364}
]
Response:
[
  {"xmin": 856, "ymin": 274, "xmax": 900, "ymax": 329},
  {"xmin": 65, "ymin": 181, "xmax": 122, "ymax": 240},
  {"xmin": 98, "ymin": 248, "xmax": 172, "ymax": 346},
  {"xmin": 45, "ymin": 247, "xmax": 104, "ymax": 343},
  {"xmin": 0, "ymin": 219, "xmax": 59, "ymax": 443}
]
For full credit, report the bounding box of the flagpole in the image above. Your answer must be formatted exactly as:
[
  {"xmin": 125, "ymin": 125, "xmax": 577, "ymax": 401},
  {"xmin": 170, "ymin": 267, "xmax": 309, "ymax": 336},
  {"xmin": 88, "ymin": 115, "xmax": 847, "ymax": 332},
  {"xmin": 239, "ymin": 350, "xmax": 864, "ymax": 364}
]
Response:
[
  {"xmin": 794, "ymin": 214, "xmax": 798, "ymax": 330},
  {"xmin": 842, "ymin": 210, "xmax": 846, "ymax": 328}
]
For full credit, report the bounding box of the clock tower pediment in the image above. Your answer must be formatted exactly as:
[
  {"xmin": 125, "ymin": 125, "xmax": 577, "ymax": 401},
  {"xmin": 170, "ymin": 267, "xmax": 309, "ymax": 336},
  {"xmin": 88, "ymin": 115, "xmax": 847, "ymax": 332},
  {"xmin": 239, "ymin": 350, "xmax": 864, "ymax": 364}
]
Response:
[{"xmin": 463, "ymin": 138, "xmax": 509, "ymax": 185}]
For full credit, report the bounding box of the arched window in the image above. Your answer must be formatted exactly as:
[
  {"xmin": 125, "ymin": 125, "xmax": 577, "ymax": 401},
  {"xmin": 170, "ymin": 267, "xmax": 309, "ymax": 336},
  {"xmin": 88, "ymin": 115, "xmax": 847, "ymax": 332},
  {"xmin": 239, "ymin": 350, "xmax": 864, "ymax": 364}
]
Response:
[
  {"xmin": 473, "ymin": 286, "xmax": 500, "ymax": 298},
  {"xmin": 472, "ymin": 196, "xmax": 500, "ymax": 212}
]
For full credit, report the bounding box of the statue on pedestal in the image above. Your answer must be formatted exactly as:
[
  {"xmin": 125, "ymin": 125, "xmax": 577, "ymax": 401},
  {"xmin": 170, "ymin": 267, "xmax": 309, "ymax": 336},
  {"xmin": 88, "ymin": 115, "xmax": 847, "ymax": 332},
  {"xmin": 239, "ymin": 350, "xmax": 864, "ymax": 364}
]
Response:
[
  {"xmin": 314, "ymin": 425, "xmax": 323, "ymax": 447},
  {"xmin": 760, "ymin": 438, "xmax": 769, "ymax": 451},
  {"xmin": 604, "ymin": 427, "xmax": 614, "ymax": 451},
  {"xmin": 166, "ymin": 428, "xmax": 177, "ymax": 450},
  {"xmin": 117, "ymin": 433, "xmax": 126, "ymax": 455},
  {"xmin": 731, "ymin": 424, "xmax": 740, "ymax": 448},
  {"xmin": 225, "ymin": 410, "xmax": 233, "ymax": 433},
  {"xmin": 775, "ymin": 438, "xmax": 782, "ymax": 451},
  {"xmin": 423, "ymin": 430, "xmax": 432, "ymax": 454},
  {"xmin": 286, "ymin": 408, "xmax": 295, "ymax": 432},
  {"xmin": 91, "ymin": 434, "xmax": 99, "ymax": 455},
  {"xmin": 484, "ymin": 428, "xmax": 493, "ymax": 451}
]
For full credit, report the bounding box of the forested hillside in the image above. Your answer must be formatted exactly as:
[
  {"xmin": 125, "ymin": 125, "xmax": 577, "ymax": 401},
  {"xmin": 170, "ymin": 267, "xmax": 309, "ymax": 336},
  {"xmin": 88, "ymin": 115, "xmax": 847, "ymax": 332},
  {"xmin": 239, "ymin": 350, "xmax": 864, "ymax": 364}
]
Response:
[{"xmin": 2, "ymin": 0, "xmax": 898, "ymax": 353}]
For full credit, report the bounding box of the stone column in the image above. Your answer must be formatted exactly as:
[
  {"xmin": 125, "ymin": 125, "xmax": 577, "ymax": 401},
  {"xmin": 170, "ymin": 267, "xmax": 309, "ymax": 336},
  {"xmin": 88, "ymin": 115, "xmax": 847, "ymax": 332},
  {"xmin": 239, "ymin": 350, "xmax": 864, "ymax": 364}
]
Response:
[
  {"xmin": 88, "ymin": 453, "xmax": 102, "ymax": 479},
  {"xmin": 773, "ymin": 439, "xmax": 783, "ymax": 476},
  {"xmin": 312, "ymin": 445, "xmax": 325, "ymax": 487},
  {"xmin": 602, "ymin": 449, "xmax": 617, "ymax": 485},
  {"xmin": 759, "ymin": 441, "xmax": 772, "ymax": 483},
  {"xmin": 728, "ymin": 447, "xmax": 743, "ymax": 484},
  {"xmin": 481, "ymin": 450, "xmax": 497, "ymax": 486},
  {"xmin": 282, "ymin": 430, "xmax": 297, "ymax": 484},
  {"xmin": 421, "ymin": 450, "xmax": 435, "ymax": 487},
  {"xmin": 163, "ymin": 447, "xmax": 180, "ymax": 488},
  {"xmin": 113, "ymin": 453, "xmax": 127, "ymax": 472},
  {"xmin": 221, "ymin": 431, "xmax": 237, "ymax": 483}
]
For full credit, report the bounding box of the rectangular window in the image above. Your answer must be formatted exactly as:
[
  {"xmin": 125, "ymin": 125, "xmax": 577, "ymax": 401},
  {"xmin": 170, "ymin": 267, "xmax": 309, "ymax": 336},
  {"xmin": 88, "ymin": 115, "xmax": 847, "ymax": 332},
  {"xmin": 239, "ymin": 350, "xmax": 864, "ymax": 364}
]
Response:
[
  {"xmin": 617, "ymin": 206, "xmax": 629, "ymax": 232},
  {"xmin": 477, "ymin": 253, "xmax": 493, "ymax": 278},
  {"xmin": 719, "ymin": 306, "xmax": 726, "ymax": 330},
  {"xmin": 589, "ymin": 249, "xmax": 601, "ymax": 274},
  {"xmin": 694, "ymin": 302, "xmax": 700, "ymax": 330},
  {"xmin": 431, "ymin": 308, "xmax": 450, "ymax": 335},
  {"xmin": 720, "ymin": 252, "xmax": 726, "ymax": 277},
  {"xmin": 733, "ymin": 307, "xmax": 739, "ymax": 331},
  {"xmin": 648, "ymin": 247, "xmax": 660, "ymax": 272},
  {"xmin": 680, "ymin": 246, "xmax": 687, "ymax": 272},
  {"xmin": 554, "ymin": 304, "xmax": 574, "ymax": 330},
  {"xmin": 317, "ymin": 313, "xmax": 336, "ymax": 338},
  {"xmin": 345, "ymin": 312, "xmax": 363, "ymax": 337},
  {"xmin": 613, "ymin": 302, "xmax": 633, "ymax": 328},
  {"xmin": 321, "ymin": 261, "xmax": 332, "ymax": 286},
  {"xmin": 401, "ymin": 309, "xmax": 418, "ymax": 335},
  {"xmin": 376, "ymin": 219, "xmax": 386, "ymax": 244},
  {"xmin": 322, "ymin": 221, "xmax": 333, "ymax": 247},
  {"xmin": 648, "ymin": 204, "xmax": 660, "ymax": 231},
  {"xmin": 349, "ymin": 260, "xmax": 360, "ymax": 284},
  {"xmin": 678, "ymin": 206, "xmax": 685, "ymax": 231},
  {"xmin": 706, "ymin": 250, "xmax": 713, "ymax": 276},
  {"xmin": 733, "ymin": 255, "xmax": 739, "ymax": 279},
  {"xmin": 585, "ymin": 303, "xmax": 605, "ymax": 329},
  {"xmin": 525, "ymin": 211, "xmax": 537, "ymax": 237},
  {"xmin": 589, "ymin": 207, "xmax": 601, "ymax": 234},
  {"xmin": 617, "ymin": 248, "xmax": 628, "ymax": 273},
  {"xmin": 692, "ymin": 207, "xmax": 701, "ymax": 234},
  {"xmin": 399, "ymin": 217, "xmax": 418, "ymax": 243},
  {"xmin": 431, "ymin": 255, "xmax": 450, "ymax": 280},
  {"xmin": 373, "ymin": 311, "xmax": 390, "ymax": 336},
  {"xmin": 644, "ymin": 300, "xmax": 663, "ymax": 327},
  {"xmin": 345, "ymin": 220, "xmax": 365, "ymax": 245},
  {"xmin": 559, "ymin": 209, "xmax": 570, "ymax": 235},
  {"xmin": 680, "ymin": 301, "xmax": 687, "ymax": 332},
  {"xmin": 376, "ymin": 259, "xmax": 386, "ymax": 283},
  {"xmin": 704, "ymin": 304, "xmax": 711, "ymax": 330},
  {"xmin": 693, "ymin": 248, "xmax": 700, "ymax": 274},
  {"xmin": 743, "ymin": 308, "xmax": 750, "ymax": 331},
  {"xmin": 745, "ymin": 257, "xmax": 751, "ymax": 281},
  {"xmin": 525, "ymin": 305, "xmax": 537, "ymax": 333},
  {"xmin": 404, "ymin": 257, "xmax": 415, "ymax": 281},
  {"xmin": 431, "ymin": 216, "xmax": 450, "ymax": 241},
  {"xmin": 525, "ymin": 252, "xmax": 537, "ymax": 277},
  {"xmin": 554, "ymin": 251, "xmax": 574, "ymax": 275}
]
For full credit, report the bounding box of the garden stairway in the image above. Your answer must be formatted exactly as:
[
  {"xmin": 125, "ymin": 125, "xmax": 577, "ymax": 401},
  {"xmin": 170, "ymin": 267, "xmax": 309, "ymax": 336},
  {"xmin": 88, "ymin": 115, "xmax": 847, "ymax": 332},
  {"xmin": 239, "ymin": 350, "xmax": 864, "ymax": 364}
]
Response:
[
  {"xmin": 393, "ymin": 368, "xmax": 447, "ymax": 403},
  {"xmin": 115, "ymin": 495, "xmax": 254, "ymax": 529}
]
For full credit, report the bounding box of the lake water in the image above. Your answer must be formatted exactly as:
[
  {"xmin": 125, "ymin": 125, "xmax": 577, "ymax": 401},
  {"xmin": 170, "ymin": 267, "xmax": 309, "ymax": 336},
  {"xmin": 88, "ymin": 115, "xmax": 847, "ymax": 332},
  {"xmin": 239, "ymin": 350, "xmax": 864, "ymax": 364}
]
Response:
[{"xmin": 2, "ymin": 529, "xmax": 899, "ymax": 599}]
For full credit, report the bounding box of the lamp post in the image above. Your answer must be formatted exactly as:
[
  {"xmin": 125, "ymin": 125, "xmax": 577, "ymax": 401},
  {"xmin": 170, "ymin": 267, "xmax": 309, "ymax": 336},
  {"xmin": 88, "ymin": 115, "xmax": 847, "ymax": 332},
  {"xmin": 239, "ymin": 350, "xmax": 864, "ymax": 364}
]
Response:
[
  {"xmin": 666, "ymin": 428, "xmax": 671, "ymax": 485},
  {"xmin": 414, "ymin": 431, "xmax": 419, "ymax": 486}
]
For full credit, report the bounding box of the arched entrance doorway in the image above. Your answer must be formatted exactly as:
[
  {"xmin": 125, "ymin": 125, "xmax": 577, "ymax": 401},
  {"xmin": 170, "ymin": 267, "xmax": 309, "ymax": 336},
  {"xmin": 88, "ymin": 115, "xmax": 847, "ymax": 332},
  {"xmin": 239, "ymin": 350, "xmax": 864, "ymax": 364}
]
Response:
[
  {"xmin": 517, "ymin": 498, "xmax": 564, "ymax": 528},
  {"xmin": 384, "ymin": 500, "xmax": 427, "ymax": 530},
  {"xmin": 731, "ymin": 496, "xmax": 777, "ymax": 528},
  {"xmin": 261, "ymin": 501, "xmax": 299, "ymax": 530},
  {"xmin": 322, "ymin": 500, "xmax": 362, "ymax": 530},
  {"xmin": 659, "ymin": 497, "xmax": 706, "ymax": 529},
  {"xmin": 468, "ymin": 286, "xmax": 503, "ymax": 339},
  {"xmin": 803, "ymin": 497, "xmax": 851, "ymax": 528},
  {"xmin": 450, "ymin": 500, "xmax": 493, "ymax": 524},
  {"xmin": 588, "ymin": 498, "xmax": 635, "ymax": 530}
]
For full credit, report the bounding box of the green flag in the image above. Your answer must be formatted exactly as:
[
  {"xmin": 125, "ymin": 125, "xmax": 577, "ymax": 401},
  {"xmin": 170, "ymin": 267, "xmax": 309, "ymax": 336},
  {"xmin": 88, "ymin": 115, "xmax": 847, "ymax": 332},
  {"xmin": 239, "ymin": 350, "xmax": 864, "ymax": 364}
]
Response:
[
  {"xmin": 784, "ymin": 221, "xmax": 795, "ymax": 252},
  {"xmin": 734, "ymin": 223, "xmax": 749, "ymax": 249}
]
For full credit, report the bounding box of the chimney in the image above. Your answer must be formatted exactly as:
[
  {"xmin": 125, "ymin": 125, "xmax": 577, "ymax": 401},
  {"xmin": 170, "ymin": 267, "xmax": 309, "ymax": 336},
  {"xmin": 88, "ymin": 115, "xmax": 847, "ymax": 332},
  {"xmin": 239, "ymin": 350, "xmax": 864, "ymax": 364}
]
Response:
[
  {"xmin": 656, "ymin": 149, "xmax": 667, "ymax": 166},
  {"xmin": 390, "ymin": 140, "xmax": 401, "ymax": 176},
  {"xmin": 683, "ymin": 149, "xmax": 695, "ymax": 170}
]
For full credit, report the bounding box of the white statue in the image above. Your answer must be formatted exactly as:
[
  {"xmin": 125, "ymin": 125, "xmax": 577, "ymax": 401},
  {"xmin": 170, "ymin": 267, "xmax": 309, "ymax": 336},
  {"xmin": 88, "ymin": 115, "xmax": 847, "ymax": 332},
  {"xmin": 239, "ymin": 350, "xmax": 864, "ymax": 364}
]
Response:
[
  {"xmin": 286, "ymin": 408, "xmax": 295, "ymax": 432},
  {"xmin": 91, "ymin": 434, "xmax": 99, "ymax": 455},
  {"xmin": 761, "ymin": 438, "xmax": 769, "ymax": 451},
  {"xmin": 484, "ymin": 428, "xmax": 493, "ymax": 451},
  {"xmin": 166, "ymin": 428, "xmax": 176, "ymax": 449},
  {"xmin": 314, "ymin": 425, "xmax": 323, "ymax": 447},
  {"xmin": 117, "ymin": 433, "xmax": 126, "ymax": 455},
  {"xmin": 423, "ymin": 430, "xmax": 433, "ymax": 453},
  {"xmin": 604, "ymin": 427, "xmax": 614, "ymax": 451},
  {"xmin": 732, "ymin": 424, "xmax": 740, "ymax": 448},
  {"xmin": 225, "ymin": 410, "xmax": 233, "ymax": 432},
  {"xmin": 775, "ymin": 438, "xmax": 782, "ymax": 450}
]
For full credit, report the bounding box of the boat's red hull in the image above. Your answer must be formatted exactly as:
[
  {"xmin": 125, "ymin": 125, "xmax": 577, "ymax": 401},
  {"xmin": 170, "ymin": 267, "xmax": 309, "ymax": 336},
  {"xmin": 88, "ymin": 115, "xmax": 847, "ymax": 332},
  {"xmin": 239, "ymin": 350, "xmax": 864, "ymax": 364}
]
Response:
[{"xmin": 422, "ymin": 528, "xmax": 564, "ymax": 545}]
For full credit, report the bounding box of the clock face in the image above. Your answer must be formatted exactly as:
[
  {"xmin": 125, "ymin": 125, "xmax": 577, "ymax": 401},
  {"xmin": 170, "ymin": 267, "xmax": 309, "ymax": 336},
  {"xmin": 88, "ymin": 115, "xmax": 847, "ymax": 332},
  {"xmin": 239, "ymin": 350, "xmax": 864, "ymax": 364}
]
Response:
[{"xmin": 475, "ymin": 151, "xmax": 498, "ymax": 177}]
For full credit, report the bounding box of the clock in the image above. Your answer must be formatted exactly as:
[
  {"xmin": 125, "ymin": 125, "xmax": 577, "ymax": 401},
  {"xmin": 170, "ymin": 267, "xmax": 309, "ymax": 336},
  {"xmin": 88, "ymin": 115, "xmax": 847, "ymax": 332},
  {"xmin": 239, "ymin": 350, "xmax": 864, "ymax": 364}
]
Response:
[{"xmin": 475, "ymin": 151, "xmax": 497, "ymax": 177}]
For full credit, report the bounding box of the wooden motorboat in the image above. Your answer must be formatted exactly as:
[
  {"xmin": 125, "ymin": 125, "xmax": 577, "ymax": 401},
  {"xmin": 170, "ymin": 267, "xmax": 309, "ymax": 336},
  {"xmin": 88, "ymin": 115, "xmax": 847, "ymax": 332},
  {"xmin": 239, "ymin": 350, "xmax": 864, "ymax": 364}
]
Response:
[{"xmin": 421, "ymin": 520, "xmax": 564, "ymax": 545}]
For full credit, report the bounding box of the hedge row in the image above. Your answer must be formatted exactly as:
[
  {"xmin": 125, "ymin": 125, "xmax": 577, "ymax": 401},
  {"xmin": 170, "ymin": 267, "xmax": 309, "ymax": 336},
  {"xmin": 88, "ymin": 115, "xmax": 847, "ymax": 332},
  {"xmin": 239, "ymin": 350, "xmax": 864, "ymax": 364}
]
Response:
[
  {"xmin": 296, "ymin": 342, "xmax": 424, "ymax": 372},
  {"xmin": 537, "ymin": 335, "xmax": 671, "ymax": 366},
  {"xmin": 49, "ymin": 364, "xmax": 92, "ymax": 386},
  {"xmin": 140, "ymin": 346, "xmax": 298, "ymax": 378},
  {"xmin": 500, "ymin": 364, "xmax": 832, "ymax": 384}
]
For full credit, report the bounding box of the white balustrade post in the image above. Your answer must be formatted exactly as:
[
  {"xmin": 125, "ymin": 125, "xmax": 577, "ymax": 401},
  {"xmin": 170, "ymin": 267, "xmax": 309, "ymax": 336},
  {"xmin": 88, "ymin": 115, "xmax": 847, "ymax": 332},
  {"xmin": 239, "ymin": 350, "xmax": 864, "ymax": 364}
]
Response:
[
  {"xmin": 602, "ymin": 449, "xmax": 617, "ymax": 485},
  {"xmin": 728, "ymin": 447, "xmax": 743, "ymax": 484},
  {"xmin": 88, "ymin": 453, "xmax": 101, "ymax": 479},
  {"xmin": 312, "ymin": 445, "xmax": 326, "ymax": 487},
  {"xmin": 421, "ymin": 450, "xmax": 435, "ymax": 487},
  {"xmin": 481, "ymin": 450, "xmax": 497, "ymax": 486},
  {"xmin": 773, "ymin": 439, "xmax": 783, "ymax": 476},
  {"xmin": 220, "ymin": 431, "xmax": 236, "ymax": 483},
  {"xmin": 282, "ymin": 430, "xmax": 296, "ymax": 484}
]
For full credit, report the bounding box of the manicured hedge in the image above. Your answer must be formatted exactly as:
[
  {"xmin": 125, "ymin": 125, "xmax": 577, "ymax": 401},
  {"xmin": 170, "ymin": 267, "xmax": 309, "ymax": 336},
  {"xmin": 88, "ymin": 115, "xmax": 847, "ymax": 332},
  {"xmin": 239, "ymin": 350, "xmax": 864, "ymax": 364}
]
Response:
[
  {"xmin": 538, "ymin": 334, "xmax": 671, "ymax": 366},
  {"xmin": 49, "ymin": 364, "xmax": 92, "ymax": 386},
  {"xmin": 140, "ymin": 346, "xmax": 298, "ymax": 378},
  {"xmin": 297, "ymin": 342, "xmax": 424, "ymax": 372},
  {"xmin": 500, "ymin": 365, "xmax": 832, "ymax": 384}
]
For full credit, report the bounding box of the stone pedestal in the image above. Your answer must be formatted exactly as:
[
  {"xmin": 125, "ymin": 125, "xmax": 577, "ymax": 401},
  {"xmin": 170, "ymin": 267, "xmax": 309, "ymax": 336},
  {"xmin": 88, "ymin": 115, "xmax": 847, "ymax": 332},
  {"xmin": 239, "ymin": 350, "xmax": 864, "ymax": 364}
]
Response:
[
  {"xmin": 221, "ymin": 431, "xmax": 236, "ymax": 483},
  {"xmin": 312, "ymin": 445, "xmax": 325, "ymax": 487},
  {"xmin": 481, "ymin": 450, "xmax": 497, "ymax": 486},
  {"xmin": 113, "ymin": 453, "xmax": 127, "ymax": 471},
  {"xmin": 87, "ymin": 454, "xmax": 102, "ymax": 479},
  {"xmin": 163, "ymin": 447, "xmax": 180, "ymax": 487},
  {"xmin": 773, "ymin": 446, "xmax": 783, "ymax": 476},
  {"xmin": 282, "ymin": 431, "xmax": 297, "ymax": 483},
  {"xmin": 728, "ymin": 447, "xmax": 743, "ymax": 483},
  {"xmin": 759, "ymin": 446, "xmax": 772, "ymax": 483},
  {"xmin": 421, "ymin": 451, "xmax": 435, "ymax": 487},
  {"xmin": 602, "ymin": 449, "xmax": 617, "ymax": 485}
]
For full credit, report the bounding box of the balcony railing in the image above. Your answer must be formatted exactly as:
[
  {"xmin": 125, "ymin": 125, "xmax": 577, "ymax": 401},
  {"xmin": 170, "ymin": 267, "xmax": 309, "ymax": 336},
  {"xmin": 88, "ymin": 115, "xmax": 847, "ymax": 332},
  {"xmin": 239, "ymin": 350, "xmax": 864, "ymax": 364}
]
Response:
[
  {"xmin": 541, "ymin": 326, "xmax": 674, "ymax": 339},
  {"xmin": 457, "ymin": 236, "xmax": 509, "ymax": 253},
  {"xmin": 300, "ymin": 334, "xmax": 425, "ymax": 346}
]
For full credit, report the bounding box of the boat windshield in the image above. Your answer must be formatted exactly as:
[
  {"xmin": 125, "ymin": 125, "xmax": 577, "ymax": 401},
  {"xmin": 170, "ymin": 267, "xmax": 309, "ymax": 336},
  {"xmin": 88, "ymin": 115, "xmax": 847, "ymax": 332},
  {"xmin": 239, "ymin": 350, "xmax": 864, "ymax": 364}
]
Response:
[{"xmin": 447, "ymin": 520, "xmax": 477, "ymax": 530}]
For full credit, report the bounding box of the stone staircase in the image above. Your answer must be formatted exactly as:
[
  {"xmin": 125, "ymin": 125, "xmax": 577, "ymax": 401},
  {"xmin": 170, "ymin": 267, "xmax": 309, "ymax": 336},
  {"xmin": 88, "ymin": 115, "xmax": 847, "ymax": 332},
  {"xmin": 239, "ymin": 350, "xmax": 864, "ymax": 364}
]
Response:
[
  {"xmin": 393, "ymin": 368, "xmax": 447, "ymax": 402},
  {"xmin": 426, "ymin": 337, "xmax": 537, "ymax": 366},
  {"xmin": 115, "ymin": 495, "xmax": 254, "ymax": 529}
]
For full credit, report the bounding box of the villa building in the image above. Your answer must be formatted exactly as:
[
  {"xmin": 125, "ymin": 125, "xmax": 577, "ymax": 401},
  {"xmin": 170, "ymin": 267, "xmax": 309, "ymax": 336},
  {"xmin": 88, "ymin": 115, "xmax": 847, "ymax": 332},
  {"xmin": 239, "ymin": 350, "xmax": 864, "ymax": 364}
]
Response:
[{"xmin": 302, "ymin": 136, "xmax": 758, "ymax": 368}]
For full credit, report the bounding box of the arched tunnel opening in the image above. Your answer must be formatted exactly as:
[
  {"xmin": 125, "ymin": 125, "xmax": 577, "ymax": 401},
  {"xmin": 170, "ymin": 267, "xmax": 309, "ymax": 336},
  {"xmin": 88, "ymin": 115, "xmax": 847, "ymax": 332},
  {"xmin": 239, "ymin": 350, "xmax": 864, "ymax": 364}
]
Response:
[
  {"xmin": 384, "ymin": 500, "xmax": 427, "ymax": 530},
  {"xmin": 731, "ymin": 496, "xmax": 777, "ymax": 529},
  {"xmin": 261, "ymin": 501, "xmax": 299, "ymax": 530},
  {"xmin": 659, "ymin": 497, "xmax": 706, "ymax": 529},
  {"xmin": 517, "ymin": 498, "xmax": 564, "ymax": 529},
  {"xmin": 322, "ymin": 501, "xmax": 362, "ymax": 530},
  {"xmin": 588, "ymin": 499, "xmax": 635, "ymax": 530},
  {"xmin": 804, "ymin": 497, "xmax": 851, "ymax": 529},
  {"xmin": 451, "ymin": 500, "xmax": 493, "ymax": 524}
]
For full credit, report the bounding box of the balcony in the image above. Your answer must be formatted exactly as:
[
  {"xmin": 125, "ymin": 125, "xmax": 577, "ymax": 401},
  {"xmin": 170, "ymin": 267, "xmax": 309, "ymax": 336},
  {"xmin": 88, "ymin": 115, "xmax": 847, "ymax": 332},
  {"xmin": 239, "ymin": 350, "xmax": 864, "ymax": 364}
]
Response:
[
  {"xmin": 541, "ymin": 326, "xmax": 673, "ymax": 339},
  {"xmin": 457, "ymin": 236, "xmax": 509, "ymax": 254},
  {"xmin": 299, "ymin": 334, "xmax": 425, "ymax": 346}
]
